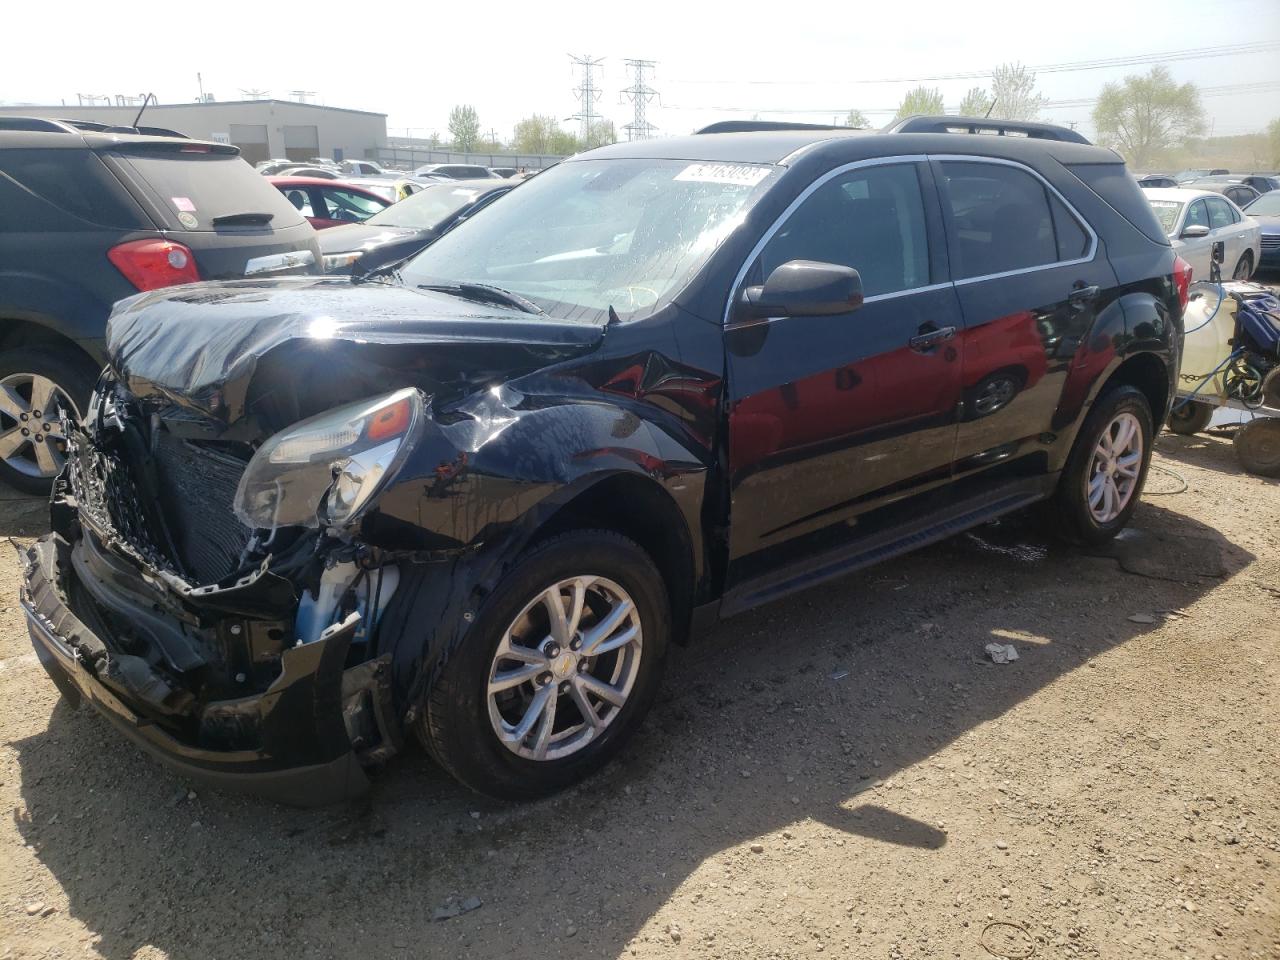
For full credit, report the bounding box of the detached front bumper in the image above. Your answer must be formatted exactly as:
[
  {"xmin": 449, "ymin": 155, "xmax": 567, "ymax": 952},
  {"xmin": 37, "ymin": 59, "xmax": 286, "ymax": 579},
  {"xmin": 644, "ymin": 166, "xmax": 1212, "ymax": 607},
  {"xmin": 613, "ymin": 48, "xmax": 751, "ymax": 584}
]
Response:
[{"xmin": 20, "ymin": 535, "xmax": 382, "ymax": 806}]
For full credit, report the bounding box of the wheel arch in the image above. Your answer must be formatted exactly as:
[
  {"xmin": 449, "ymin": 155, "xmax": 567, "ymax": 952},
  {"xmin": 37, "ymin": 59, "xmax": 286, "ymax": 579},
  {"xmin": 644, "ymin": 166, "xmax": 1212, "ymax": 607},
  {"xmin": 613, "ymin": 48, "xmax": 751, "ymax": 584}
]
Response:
[
  {"xmin": 0, "ymin": 317, "xmax": 103, "ymax": 372},
  {"xmin": 1100, "ymin": 350, "xmax": 1171, "ymax": 428}
]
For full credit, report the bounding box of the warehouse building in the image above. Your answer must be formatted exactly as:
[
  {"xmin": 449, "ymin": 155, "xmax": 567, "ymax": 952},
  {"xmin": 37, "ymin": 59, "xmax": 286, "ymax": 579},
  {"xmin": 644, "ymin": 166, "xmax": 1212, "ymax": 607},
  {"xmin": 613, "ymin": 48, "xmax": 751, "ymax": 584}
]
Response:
[{"xmin": 0, "ymin": 100, "xmax": 387, "ymax": 165}]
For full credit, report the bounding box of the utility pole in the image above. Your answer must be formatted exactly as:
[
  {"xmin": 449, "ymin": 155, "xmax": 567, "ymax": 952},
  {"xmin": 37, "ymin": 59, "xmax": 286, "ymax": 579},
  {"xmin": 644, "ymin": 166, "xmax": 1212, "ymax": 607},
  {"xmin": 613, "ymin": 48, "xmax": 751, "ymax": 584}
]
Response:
[
  {"xmin": 620, "ymin": 59, "xmax": 658, "ymax": 141},
  {"xmin": 569, "ymin": 54, "xmax": 604, "ymax": 144}
]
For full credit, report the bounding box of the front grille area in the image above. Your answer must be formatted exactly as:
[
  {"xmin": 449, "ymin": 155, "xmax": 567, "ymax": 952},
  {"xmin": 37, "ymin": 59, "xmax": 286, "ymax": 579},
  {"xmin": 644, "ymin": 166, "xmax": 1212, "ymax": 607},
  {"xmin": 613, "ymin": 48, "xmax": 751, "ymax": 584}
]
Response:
[
  {"xmin": 70, "ymin": 413, "xmax": 253, "ymax": 586},
  {"xmin": 1262, "ymin": 236, "xmax": 1279, "ymax": 249},
  {"xmin": 151, "ymin": 432, "xmax": 253, "ymax": 585}
]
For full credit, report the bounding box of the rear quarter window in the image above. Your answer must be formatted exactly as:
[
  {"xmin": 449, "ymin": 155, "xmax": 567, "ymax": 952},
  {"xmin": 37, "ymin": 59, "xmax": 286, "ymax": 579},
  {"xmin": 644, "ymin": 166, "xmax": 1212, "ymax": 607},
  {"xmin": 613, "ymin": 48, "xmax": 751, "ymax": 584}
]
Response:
[
  {"xmin": 1066, "ymin": 163, "xmax": 1170, "ymax": 246},
  {"xmin": 108, "ymin": 148, "xmax": 307, "ymax": 231},
  {"xmin": 0, "ymin": 148, "xmax": 150, "ymax": 229}
]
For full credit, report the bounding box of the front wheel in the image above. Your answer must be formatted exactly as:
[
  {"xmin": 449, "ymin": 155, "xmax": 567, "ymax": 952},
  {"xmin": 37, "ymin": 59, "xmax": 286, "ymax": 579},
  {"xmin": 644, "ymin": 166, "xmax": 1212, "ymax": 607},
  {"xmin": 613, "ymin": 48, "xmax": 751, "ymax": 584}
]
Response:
[
  {"xmin": 0, "ymin": 347, "xmax": 97, "ymax": 494},
  {"xmin": 1046, "ymin": 385, "xmax": 1154, "ymax": 545},
  {"xmin": 1232, "ymin": 252, "xmax": 1253, "ymax": 281},
  {"xmin": 416, "ymin": 530, "xmax": 670, "ymax": 799}
]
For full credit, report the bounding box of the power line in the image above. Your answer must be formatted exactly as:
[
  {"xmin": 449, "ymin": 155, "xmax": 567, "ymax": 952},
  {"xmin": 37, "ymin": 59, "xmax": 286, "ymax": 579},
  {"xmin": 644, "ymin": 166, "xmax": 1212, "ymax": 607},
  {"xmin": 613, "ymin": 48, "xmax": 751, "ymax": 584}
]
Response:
[
  {"xmin": 621, "ymin": 59, "xmax": 659, "ymax": 140},
  {"xmin": 664, "ymin": 41, "xmax": 1280, "ymax": 87},
  {"xmin": 568, "ymin": 54, "xmax": 604, "ymax": 143}
]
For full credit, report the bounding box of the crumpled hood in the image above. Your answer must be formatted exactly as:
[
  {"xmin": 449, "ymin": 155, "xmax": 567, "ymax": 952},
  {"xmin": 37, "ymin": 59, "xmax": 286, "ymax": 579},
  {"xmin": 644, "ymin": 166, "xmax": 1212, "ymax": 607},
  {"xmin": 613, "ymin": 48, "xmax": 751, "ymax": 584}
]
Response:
[{"xmin": 106, "ymin": 277, "xmax": 605, "ymax": 423}]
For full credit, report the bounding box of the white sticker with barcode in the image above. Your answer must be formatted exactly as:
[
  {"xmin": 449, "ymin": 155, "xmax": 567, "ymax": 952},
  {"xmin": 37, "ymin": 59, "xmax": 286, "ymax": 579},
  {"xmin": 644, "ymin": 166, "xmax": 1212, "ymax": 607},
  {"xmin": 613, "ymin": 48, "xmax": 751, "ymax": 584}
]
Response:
[{"xmin": 674, "ymin": 163, "xmax": 770, "ymax": 186}]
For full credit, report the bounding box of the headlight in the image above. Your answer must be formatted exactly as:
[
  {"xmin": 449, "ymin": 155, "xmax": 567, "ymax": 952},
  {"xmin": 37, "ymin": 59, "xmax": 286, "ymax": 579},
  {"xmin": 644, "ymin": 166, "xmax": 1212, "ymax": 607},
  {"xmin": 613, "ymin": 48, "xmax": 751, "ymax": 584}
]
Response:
[
  {"xmin": 233, "ymin": 388, "xmax": 422, "ymax": 530},
  {"xmin": 322, "ymin": 251, "xmax": 364, "ymax": 273}
]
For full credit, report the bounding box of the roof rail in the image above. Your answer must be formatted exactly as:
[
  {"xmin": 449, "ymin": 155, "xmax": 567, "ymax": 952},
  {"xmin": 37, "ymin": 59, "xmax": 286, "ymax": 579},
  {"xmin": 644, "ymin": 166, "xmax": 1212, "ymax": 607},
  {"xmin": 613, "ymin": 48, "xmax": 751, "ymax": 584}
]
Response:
[
  {"xmin": 0, "ymin": 116, "xmax": 77, "ymax": 133},
  {"xmin": 0, "ymin": 116, "xmax": 190, "ymax": 139},
  {"xmin": 885, "ymin": 115, "xmax": 1091, "ymax": 145},
  {"xmin": 695, "ymin": 120, "xmax": 855, "ymax": 135}
]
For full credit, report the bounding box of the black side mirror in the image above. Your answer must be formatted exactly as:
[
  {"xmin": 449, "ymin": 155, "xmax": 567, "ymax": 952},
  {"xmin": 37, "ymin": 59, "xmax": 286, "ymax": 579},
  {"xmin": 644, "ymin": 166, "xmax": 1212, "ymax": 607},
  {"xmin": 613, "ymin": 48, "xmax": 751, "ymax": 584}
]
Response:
[
  {"xmin": 1181, "ymin": 224, "xmax": 1210, "ymax": 239},
  {"xmin": 740, "ymin": 260, "xmax": 864, "ymax": 319}
]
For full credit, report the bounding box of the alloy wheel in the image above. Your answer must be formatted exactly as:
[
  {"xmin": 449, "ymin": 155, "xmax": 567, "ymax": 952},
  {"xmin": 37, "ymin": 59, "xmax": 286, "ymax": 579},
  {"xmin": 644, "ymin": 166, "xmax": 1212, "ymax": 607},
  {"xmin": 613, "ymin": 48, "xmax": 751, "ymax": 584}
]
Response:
[
  {"xmin": 486, "ymin": 575, "xmax": 643, "ymax": 761},
  {"xmin": 1086, "ymin": 411, "xmax": 1143, "ymax": 523},
  {"xmin": 0, "ymin": 374, "xmax": 78, "ymax": 479}
]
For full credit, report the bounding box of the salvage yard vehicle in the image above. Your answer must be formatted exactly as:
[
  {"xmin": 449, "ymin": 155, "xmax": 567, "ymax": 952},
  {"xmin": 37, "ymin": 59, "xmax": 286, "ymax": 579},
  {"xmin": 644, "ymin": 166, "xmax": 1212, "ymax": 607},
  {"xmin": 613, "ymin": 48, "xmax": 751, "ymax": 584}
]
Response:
[
  {"xmin": 1144, "ymin": 187, "xmax": 1261, "ymax": 283},
  {"xmin": 0, "ymin": 118, "xmax": 322, "ymax": 493},
  {"xmin": 317, "ymin": 177, "xmax": 514, "ymax": 274},
  {"xmin": 22, "ymin": 118, "xmax": 1183, "ymax": 805},
  {"xmin": 269, "ymin": 175, "xmax": 392, "ymax": 229}
]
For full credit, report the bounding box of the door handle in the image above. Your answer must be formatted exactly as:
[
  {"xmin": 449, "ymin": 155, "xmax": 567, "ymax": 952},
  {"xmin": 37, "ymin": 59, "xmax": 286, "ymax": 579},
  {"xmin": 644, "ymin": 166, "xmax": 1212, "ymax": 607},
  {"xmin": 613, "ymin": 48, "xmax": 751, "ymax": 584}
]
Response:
[
  {"xmin": 1068, "ymin": 284, "xmax": 1100, "ymax": 303},
  {"xmin": 908, "ymin": 324, "xmax": 956, "ymax": 351}
]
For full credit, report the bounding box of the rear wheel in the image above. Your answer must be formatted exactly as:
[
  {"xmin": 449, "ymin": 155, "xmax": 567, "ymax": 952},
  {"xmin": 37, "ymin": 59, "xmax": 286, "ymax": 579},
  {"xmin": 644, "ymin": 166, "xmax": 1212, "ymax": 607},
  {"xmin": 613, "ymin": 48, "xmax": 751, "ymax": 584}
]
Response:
[
  {"xmin": 1233, "ymin": 417, "xmax": 1280, "ymax": 477},
  {"xmin": 1232, "ymin": 252, "xmax": 1253, "ymax": 281},
  {"xmin": 1046, "ymin": 385, "xmax": 1153, "ymax": 546},
  {"xmin": 416, "ymin": 530, "xmax": 670, "ymax": 799},
  {"xmin": 1166, "ymin": 398, "xmax": 1215, "ymax": 435},
  {"xmin": 0, "ymin": 347, "xmax": 97, "ymax": 494}
]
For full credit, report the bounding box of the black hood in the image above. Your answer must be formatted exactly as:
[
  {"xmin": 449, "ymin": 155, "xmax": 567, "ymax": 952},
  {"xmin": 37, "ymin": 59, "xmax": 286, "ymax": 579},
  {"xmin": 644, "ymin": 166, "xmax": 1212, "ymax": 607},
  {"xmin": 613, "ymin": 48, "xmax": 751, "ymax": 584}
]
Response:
[
  {"xmin": 106, "ymin": 277, "xmax": 605, "ymax": 427},
  {"xmin": 316, "ymin": 222, "xmax": 424, "ymax": 255}
]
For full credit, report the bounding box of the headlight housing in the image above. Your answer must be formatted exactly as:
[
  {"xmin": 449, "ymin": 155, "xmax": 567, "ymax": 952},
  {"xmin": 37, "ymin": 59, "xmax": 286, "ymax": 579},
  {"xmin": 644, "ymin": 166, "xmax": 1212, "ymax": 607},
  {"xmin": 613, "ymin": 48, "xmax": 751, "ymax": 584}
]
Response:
[{"xmin": 233, "ymin": 388, "xmax": 422, "ymax": 530}]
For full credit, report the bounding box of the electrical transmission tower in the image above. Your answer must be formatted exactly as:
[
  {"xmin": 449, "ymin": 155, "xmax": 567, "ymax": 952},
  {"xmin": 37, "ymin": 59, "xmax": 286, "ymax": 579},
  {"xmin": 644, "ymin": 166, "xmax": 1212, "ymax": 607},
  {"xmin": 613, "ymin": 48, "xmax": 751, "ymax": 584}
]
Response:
[
  {"xmin": 568, "ymin": 55, "xmax": 604, "ymax": 144},
  {"xmin": 240, "ymin": 88, "xmax": 270, "ymax": 101},
  {"xmin": 621, "ymin": 59, "xmax": 658, "ymax": 140}
]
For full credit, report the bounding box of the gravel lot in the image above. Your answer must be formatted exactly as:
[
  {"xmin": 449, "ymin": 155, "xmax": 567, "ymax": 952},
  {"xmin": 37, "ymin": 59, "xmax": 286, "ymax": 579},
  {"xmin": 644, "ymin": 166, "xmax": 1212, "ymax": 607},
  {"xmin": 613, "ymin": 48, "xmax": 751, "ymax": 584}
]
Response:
[{"xmin": 1, "ymin": 282, "xmax": 1278, "ymax": 959}]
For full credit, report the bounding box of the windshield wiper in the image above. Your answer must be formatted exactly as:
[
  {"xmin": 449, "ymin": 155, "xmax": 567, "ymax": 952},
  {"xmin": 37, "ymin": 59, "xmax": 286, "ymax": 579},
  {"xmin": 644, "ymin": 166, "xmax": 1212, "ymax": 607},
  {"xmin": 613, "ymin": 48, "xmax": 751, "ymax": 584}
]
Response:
[
  {"xmin": 417, "ymin": 282, "xmax": 545, "ymax": 315},
  {"xmin": 211, "ymin": 211, "xmax": 274, "ymax": 226}
]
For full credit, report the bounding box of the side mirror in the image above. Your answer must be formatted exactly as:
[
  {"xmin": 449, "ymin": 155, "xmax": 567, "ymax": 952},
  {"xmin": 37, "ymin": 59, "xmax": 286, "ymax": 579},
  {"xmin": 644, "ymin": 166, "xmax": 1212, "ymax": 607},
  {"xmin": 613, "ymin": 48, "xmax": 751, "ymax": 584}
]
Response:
[
  {"xmin": 1181, "ymin": 224, "xmax": 1210, "ymax": 239},
  {"xmin": 739, "ymin": 260, "xmax": 864, "ymax": 319}
]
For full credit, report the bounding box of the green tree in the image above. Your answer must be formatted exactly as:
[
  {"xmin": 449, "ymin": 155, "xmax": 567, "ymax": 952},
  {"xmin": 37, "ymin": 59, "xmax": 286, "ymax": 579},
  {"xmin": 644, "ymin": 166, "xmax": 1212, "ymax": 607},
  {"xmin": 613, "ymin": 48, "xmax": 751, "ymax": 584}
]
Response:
[
  {"xmin": 1092, "ymin": 67, "xmax": 1205, "ymax": 167},
  {"xmin": 989, "ymin": 63, "xmax": 1047, "ymax": 121},
  {"xmin": 894, "ymin": 86, "xmax": 944, "ymax": 121},
  {"xmin": 581, "ymin": 119, "xmax": 617, "ymax": 150},
  {"xmin": 447, "ymin": 104, "xmax": 481, "ymax": 152},
  {"xmin": 958, "ymin": 87, "xmax": 994, "ymax": 117},
  {"xmin": 845, "ymin": 109, "xmax": 870, "ymax": 128},
  {"xmin": 513, "ymin": 115, "xmax": 565, "ymax": 154}
]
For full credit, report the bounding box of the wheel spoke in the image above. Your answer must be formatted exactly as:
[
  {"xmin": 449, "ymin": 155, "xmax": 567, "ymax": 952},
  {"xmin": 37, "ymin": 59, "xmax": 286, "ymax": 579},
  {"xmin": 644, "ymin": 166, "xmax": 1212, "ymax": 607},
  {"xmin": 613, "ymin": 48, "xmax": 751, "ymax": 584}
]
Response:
[
  {"xmin": 505, "ymin": 682, "xmax": 554, "ymax": 744},
  {"xmin": 0, "ymin": 428, "xmax": 26, "ymax": 459},
  {"xmin": 0, "ymin": 385, "xmax": 27, "ymax": 421},
  {"xmin": 1115, "ymin": 452, "xmax": 1141, "ymax": 477},
  {"xmin": 531, "ymin": 686, "xmax": 558, "ymax": 760},
  {"xmin": 495, "ymin": 632, "xmax": 546, "ymax": 666},
  {"xmin": 1103, "ymin": 477, "xmax": 1117, "ymax": 518},
  {"xmin": 543, "ymin": 586, "xmax": 572, "ymax": 646},
  {"xmin": 590, "ymin": 623, "xmax": 638, "ymax": 657},
  {"xmin": 488, "ymin": 661, "xmax": 545, "ymax": 695},
  {"xmin": 576, "ymin": 671, "xmax": 627, "ymax": 708},
  {"xmin": 1088, "ymin": 471, "xmax": 1106, "ymax": 508},
  {"xmin": 29, "ymin": 377, "xmax": 56, "ymax": 417},
  {"xmin": 581, "ymin": 598, "xmax": 634, "ymax": 656},
  {"xmin": 569, "ymin": 678, "xmax": 601, "ymax": 730},
  {"xmin": 33, "ymin": 440, "xmax": 60, "ymax": 476}
]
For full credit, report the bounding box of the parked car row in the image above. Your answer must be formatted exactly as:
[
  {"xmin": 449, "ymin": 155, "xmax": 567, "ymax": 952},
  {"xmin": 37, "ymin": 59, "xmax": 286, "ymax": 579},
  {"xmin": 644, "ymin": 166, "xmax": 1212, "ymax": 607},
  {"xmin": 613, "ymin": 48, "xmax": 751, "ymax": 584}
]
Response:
[{"xmin": 10, "ymin": 114, "xmax": 1191, "ymax": 806}]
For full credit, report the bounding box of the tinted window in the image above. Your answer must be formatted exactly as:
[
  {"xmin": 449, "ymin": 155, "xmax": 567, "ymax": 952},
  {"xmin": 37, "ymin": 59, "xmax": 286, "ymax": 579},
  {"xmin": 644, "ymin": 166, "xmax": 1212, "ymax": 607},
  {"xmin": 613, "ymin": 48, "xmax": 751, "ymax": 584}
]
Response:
[
  {"xmin": 1205, "ymin": 197, "xmax": 1235, "ymax": 229},
  {"xmin": 112, "ymin": 148, "xmax": 306, "ymax": 231},
  {"xmin": 937, "ymin": 161, "xmax": 1061, "ymax": 280},
  {"xmin": 321, "ymin": 188, "xmax": 386, "ymax": 221},
  {"xmin": 1185, "ymin": 200, "xmax": 1208, "ymax": 229},
  {"xmin": 1049, "ymin": 192, "xmax": 1089, "ymax": 260},
  {"xmin": 761, "ymin": 163, "xmax": 930, "ymax": 297},
  {"xmin": 1066, "ymin": 163, "xmax": 1169, "ymax": 246},
  {"xmin": 0, "ymin": 148, "xmax": 148, "ymax": 229}
]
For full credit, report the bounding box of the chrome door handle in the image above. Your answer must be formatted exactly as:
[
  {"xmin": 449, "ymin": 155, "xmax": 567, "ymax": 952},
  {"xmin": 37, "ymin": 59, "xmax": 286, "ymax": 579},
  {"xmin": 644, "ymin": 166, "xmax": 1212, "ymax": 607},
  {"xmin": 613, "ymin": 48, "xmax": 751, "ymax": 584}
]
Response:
[{"xmin": 909, "ymin": 325, "xmax": 956, "ymax": 350}]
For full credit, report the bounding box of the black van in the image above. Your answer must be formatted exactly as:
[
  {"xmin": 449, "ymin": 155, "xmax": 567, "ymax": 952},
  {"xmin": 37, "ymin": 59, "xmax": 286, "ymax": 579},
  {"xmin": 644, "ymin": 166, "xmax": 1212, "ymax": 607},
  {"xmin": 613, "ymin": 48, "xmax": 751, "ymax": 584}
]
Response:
[{"xmin": 0, "ymin": 118, "xmax": 321, "ymax": 491}]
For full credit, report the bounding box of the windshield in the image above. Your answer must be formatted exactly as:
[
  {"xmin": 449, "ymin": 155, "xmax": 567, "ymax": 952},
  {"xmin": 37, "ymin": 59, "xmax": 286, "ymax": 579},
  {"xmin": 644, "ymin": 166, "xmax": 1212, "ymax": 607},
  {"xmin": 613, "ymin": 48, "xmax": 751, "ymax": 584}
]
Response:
[
  {"xmin": 1246, "ymin": 192, "xmax": 1280, "ymax": 216},
  {"xmin": 401, "ymin": 158, "xmax": 778, "ymax": 322},
  {"xmin": 1147, "ymin": 199, "xmax": 1183, "ymax": 235},
  {"xmin": 368, "ymin": 183, "xmax": 491, "ymax": 230}
]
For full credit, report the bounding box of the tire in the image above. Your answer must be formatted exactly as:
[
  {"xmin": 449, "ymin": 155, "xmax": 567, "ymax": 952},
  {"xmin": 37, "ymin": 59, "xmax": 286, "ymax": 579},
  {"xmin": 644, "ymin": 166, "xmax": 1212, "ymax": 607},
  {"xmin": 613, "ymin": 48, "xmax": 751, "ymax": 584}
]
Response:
[
  {"xmin": 1233, "ymin": 417, "xmax": 1280, "ymax": 477},
  {"xmin": 1232, "ymin": 252, "xmax": 1253, "ymax": 281},
  {"xmin": 416, "ymin": 530, "xmax": 670, "ymax": 800},
  {"xmin": 1046, "ymin": 384, "xmax": 1154, "ymax": 546},
  {"xmin": 1166, "ymin": 398, "xmax": 1215, "ymax": 435},
  {"xmin": 0, "ymin": 346, "xmax": 98, "ymax": 495}
]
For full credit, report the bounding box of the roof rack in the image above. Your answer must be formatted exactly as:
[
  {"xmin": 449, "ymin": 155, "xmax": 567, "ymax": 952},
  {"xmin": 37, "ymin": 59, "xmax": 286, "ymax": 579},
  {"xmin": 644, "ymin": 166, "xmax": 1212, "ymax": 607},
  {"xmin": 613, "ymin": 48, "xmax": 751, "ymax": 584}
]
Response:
[
  {"xmin": 695, "ymin": 120, "xmax": 855, "ymax": 135},
  {"xmin": 0, "ymin": 116, "xmax": 188, "ymax": 139},
  {"xmin": 885, "ymin": 115, "xmax": 1091, "ymax": 145}
]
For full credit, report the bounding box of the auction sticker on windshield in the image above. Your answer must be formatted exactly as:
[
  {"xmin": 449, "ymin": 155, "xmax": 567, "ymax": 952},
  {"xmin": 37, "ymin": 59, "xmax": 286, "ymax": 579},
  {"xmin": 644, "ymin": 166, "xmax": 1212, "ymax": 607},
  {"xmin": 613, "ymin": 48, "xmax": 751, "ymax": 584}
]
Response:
[
  {"xmin": 675, "ymin": 163, "xmax": 771, "ymax": 186},
  {"xmin": 1148, "ymin": 200, "xmax": 1182, "ymax": 234}
]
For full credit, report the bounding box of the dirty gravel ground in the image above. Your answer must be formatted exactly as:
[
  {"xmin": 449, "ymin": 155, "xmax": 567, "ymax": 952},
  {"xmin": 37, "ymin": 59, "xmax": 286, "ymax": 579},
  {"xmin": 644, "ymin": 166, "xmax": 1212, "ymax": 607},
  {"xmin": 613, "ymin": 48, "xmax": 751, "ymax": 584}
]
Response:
[{"xmin": 1, "ymin": 427, "xmax": 1277, "ymax": 959}]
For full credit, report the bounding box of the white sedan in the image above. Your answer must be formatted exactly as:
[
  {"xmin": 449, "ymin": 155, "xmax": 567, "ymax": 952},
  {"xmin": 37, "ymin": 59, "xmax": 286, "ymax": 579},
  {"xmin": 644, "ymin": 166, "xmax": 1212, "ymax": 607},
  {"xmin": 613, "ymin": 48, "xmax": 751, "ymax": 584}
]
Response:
[{"xmin": 1144, "ymin": 187, "xmax": 1261, "ymax": 283}]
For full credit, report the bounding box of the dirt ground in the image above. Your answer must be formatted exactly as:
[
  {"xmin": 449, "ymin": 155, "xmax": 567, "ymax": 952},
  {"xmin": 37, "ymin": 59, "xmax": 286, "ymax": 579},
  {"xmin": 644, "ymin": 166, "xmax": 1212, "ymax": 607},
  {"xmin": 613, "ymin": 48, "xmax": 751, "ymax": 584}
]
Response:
[{"xmin": 1, "ymin": 389, "xmax": 1277, "ymax": 960}]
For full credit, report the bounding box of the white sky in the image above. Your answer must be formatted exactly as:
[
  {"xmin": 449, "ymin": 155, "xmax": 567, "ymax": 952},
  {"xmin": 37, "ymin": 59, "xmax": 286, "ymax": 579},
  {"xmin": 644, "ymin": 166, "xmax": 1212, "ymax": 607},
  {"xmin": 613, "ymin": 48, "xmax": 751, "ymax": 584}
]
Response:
[{"xmin": 2, "ymin": 0, "xmax": 1278, "ymax": 142}]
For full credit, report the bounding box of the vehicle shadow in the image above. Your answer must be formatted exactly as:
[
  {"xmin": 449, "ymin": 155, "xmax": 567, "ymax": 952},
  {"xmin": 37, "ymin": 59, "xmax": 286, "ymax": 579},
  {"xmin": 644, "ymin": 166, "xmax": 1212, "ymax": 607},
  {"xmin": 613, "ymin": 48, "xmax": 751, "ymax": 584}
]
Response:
[
  {"xmin": 8, "ymin": 500, "xmax": 1255, "ymax": 960},
  {"xmin": 1156, "ymin": 427, "xmax": 1280, "ymax": 484},
  {"xmin": 0, "ymin": 480, "xmax": 50, "ymax": 539}
]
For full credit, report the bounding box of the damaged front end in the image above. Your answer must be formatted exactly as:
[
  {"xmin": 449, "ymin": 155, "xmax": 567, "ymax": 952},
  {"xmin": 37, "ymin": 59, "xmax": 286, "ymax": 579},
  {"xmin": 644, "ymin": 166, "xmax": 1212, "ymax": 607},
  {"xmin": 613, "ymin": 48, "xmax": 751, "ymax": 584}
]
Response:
[{"xmin": 19, "ymin": 379, "xmax": 410, "ymax": 805}]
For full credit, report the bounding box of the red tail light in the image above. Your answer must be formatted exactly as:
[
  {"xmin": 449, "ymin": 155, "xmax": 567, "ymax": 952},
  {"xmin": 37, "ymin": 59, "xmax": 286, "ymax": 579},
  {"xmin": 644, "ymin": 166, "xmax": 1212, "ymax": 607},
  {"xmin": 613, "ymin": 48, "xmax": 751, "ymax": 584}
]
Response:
[
  {"xmin": 1173, "ymin": 255, "xmax": 1193, "ymax": 313},
  {"xmin": 107, "ymin": 239, "xmax": 201, "ymax": 291}
]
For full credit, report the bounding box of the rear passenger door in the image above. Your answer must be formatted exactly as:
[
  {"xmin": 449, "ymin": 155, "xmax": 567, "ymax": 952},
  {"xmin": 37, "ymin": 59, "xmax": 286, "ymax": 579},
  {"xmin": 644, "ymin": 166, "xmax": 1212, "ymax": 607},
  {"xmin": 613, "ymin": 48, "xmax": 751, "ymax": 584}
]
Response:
[{"xmin": 933, "ymin": 157, "xmax": 1117, "ymax": 487}]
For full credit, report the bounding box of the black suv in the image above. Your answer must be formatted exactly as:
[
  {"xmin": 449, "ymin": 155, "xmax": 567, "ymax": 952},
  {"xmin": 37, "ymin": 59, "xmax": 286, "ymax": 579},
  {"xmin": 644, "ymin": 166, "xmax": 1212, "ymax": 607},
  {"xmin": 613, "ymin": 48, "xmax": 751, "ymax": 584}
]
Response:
[
  {"xmin": 0, "ymin": 118, "xmax": 321, "ymax": 491},
  {"xmin": 21, "ymin": 117, "xmax": 1184, "ymax": 804}
]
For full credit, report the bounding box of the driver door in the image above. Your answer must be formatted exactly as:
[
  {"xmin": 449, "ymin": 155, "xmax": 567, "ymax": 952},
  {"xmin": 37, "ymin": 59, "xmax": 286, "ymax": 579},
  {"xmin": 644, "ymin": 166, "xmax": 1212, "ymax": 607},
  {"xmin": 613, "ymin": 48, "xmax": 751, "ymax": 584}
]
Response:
[{"xmin": 725, "ymin": 159, "xmax": 965, "ymax": 589}]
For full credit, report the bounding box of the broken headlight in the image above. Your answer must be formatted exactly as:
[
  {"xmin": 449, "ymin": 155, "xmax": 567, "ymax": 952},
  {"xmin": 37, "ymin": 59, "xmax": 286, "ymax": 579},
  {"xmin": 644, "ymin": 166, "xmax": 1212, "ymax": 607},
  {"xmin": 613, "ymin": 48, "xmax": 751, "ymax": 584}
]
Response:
[{"xmin": 234, "ymin": 388, "xmax": 422, "ymax": 530}]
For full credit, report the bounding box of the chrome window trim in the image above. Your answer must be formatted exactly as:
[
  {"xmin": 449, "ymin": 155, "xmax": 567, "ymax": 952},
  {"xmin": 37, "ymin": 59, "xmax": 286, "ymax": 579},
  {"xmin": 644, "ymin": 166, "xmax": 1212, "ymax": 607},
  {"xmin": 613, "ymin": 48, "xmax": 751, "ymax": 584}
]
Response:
[
  {"xmin": 930, "ymin": 154, "xmax": 1099, "ymax": 287},
  {"xmin": 721, "ymin": 154, "xmax": 929, "ymax": 327}
]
